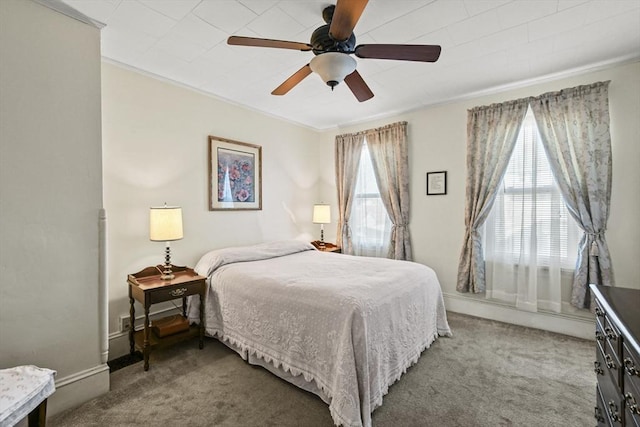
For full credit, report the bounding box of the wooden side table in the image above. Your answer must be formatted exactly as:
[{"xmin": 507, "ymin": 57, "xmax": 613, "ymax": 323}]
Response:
[{"xmin": 128, "ymin": 265, "xmax": 206, "ymax": 371}]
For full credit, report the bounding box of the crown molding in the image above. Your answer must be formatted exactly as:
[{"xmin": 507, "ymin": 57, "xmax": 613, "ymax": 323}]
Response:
[{"xmin": 32, "ymin": 0, "xmax": 105, "ymax": 29}]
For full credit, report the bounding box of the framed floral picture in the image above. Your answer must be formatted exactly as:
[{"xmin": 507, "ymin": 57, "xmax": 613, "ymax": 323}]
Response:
[{"xmin": 208, "ymin": 135, "xmax": 262, "ymax": 211}]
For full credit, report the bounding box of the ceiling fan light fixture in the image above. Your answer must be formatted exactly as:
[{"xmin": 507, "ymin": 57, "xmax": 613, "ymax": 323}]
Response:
[
  {"xmin": 310, "ymin": 52, "xmax": 356, "ymax": 90},
  {"xmin": 230, "ymin": 2, "xmax": 441, "ymax": 100}
]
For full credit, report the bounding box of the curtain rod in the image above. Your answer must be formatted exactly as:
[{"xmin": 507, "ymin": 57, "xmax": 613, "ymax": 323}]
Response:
[
  {"xmin": 337, "ymin": 121, "xmax": 407, "ymax": 138},
  {"xmin": 468, "ymin": 80, "xmax": 611, "ymax": 113}
]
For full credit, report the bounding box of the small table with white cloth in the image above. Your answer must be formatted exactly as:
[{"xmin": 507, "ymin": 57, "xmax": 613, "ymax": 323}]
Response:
[{"xmin": 0, "ymin": 365, "xmax": 56, "ymax": 427}]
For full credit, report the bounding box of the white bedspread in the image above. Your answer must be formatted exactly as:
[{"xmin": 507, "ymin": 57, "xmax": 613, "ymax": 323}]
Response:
[{"xmin": 188, "ymin": 240, "xmax": 451, "ymax": 427}]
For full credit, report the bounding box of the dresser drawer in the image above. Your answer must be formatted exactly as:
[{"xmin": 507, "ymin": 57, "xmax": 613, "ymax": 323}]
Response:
[
  {"xmin": 625, "ymin": 391, "xmax": 640, "ymax": 427},
  {"xmin": 599, "ymin": 369, "xmax": 625, "ymax": 426},
  {"xmin": 624, "ymin": 343, "xmax": 640, "ymax": 397},
  {"xmin": 596, "ymin": 300, "xmax": 622, "ymax": 354},
  {"xmin": 597, "ymin": 320, "xmax": 622, "ymax": 385},
  {"xmin": 596, "ymin": 297, "xmax": 623, "ymax": 365},
  {"xmin": 149, "ymin": 281, "xmax": 204, "ymax": 304},
  {"xmin": 624, "ymin": 343, "xmax": 640, "ymax": 426},
  {"xmin": 603, "ymin": 312, "xmax": 623, "ymax": 362},
  {"xmin": 598, "ymin": 341, "xmax": 620, "ymax": 382},
  {"xmin": 596, "ymin": 384, "xmax": 612, "ymax": 426}
]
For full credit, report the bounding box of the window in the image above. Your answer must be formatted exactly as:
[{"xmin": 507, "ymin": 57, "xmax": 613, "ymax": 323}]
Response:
[
  {"xmin": 350, "ymin": 140, "xmax": 392, "ymax": 257},
  {"xmin": 483, "ymin": 107, "xmax": 582, "ymax": 312}
]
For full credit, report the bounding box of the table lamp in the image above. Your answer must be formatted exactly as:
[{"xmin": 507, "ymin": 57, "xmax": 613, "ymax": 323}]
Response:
[
  {"xmin": 149, "ymin": 204, "xmax": 183, "ymax": 280},
  {"xmin": 313, "ymin": 204, "xmax": 331, "ymax": 248}
]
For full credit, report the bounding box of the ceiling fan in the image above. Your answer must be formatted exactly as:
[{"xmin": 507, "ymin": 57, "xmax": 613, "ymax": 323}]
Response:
[{"xmin": 227, "ymin": 0, "xmax": 441, "ymax": 102}]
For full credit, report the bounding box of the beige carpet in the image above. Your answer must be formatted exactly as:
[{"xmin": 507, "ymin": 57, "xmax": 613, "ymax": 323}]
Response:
[{"xmin": 50, "ymin": 312, "xmax": 595, "ymax": 426}]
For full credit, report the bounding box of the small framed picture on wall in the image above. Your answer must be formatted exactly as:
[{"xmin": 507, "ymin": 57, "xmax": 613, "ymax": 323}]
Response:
[{"xmin": 426, "ymin": 171, "xmax": 447, "ymax": 195}]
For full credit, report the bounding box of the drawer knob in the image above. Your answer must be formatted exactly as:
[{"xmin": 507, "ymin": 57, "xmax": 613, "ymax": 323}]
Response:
[
  {"xmin": 170, "ymin": 287, "xmax": 188, "ymax": 297},
  {"xmin": 605, "ymin": 354, "xmax": 617, "ymax": 370},
  {"xmin": 595, "ymin": 331, "xmax": 604, "ymax": 341},
  {"xmin": 593, "ymin": 361, "xmax": 604, "ymax": 375},
  {"xmin": 626, "ymin": 392, "xmax": 639, "ymax": 415},
  {"xmin": 625, "ymin": 357, "xmax": 640, "ymax": 377},
  {"xmin": 595, "ymin": 307, "xmax": 605, "ymax": 317},
  {"xmin": 608, "ymin": 401, "xmax": 622, "ymax": 423}
]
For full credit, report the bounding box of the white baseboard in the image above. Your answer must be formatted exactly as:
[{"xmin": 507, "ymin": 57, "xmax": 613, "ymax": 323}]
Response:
[
  {"xmin": 443, "ymin": 292, "xmax": 595, "ymax": 340},
  {"xmin": 48, "ymin": 364, "xmax": 110, "ymax": 416}
]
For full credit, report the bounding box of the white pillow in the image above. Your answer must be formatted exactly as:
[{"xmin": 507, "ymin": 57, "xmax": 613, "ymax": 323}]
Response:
[{"xmin": 194, "ymin": 240, "xmax": 314, "ymax": 277}]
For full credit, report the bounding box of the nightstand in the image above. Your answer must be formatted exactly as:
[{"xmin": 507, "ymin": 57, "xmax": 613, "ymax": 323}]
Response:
[
  {"xmin": 311, "ymin": 240, "xmax": 341, "ymax": 253},
  {"xmin": 128, "ymin": 265, "xmax": 206, "ymax": 371}
]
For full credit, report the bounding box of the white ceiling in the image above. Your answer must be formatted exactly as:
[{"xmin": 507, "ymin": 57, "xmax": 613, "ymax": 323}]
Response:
[{"xmin": 59, "ymin": 0, "xmax": 640, "ymax": 130}]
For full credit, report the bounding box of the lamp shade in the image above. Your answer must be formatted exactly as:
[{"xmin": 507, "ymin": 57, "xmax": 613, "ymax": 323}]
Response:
[
  {"xmin": 149, "ymin": 206, "xmax": 183, "ymax": 241},
  {"xmin": 313, "ymin": 204, "xmax": 331, "ymax": 224},
  {"xmin": 309, "ymin": 52, "xmax": 356, "ymax": 88}
]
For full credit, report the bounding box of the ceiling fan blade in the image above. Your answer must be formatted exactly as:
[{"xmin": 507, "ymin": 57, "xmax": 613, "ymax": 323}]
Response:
[
  {"xmin": 228, "ymin": 36, "xmax": 312, "ymax": 51},
  {"xmin": 329, "ymin": 0, "xmax": 369, "ymax": 42},
  {"xmin": 355, "ymin": 44, "xmax": 442, "ymax": 62},
  {"xmin": 344, "ymin": 70, "xmax": 374, "ymax": 102},
  {"xmin": 272, "ymin": 64, "xmax": 312, "ymax": 96}
]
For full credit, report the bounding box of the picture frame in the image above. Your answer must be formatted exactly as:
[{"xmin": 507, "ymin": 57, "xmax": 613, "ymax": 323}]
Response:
[
  {"xmin": 208, "ymin": 135, "xmax": 262, "ymax": 211},
  {"xmin": 426, "ymin": 171, "xmax": 447, "ymax": 195}
]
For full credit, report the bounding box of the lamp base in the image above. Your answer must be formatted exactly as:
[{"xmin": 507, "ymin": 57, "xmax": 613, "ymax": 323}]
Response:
[
  {"xmin": 319, "ymin": 226, "xmax": 325, "ymax": 248},
  {"xmin": 160, "ymin": 244, "xmax": 174, "ymax": 280},
  {"xmin": 160, "ymin": 271, "xmax": 175, "ymax": 281}
]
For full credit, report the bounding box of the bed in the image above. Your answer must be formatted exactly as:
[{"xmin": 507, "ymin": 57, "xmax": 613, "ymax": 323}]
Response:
[{"xmin": 187, "ymin": 240, "xmax": 451, "ymax": 427}]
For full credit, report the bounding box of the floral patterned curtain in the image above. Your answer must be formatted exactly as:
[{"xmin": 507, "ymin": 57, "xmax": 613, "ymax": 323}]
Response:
[
  {"xmin": 366, "ymin": 121, "xmax": 412, "ymax": 260},
  {"xmin": 530, "ymin": 81, "xmax": 614, "ymax": 309},
  {"xmin": 457, "ymin": 99, "xmax": 529, "ymax": 293},
  {"xmin": 335, "ymin": 133, "xmax": 365, "ymax": 254}
]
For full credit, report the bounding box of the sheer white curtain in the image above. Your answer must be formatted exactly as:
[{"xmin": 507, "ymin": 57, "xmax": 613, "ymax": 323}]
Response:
[
  {"xmin": 483, "ymin": 108, "xmax": 581, "ymax": 313},
  {"xmin": 350, "ymin": 141, "xmax": 392, "ymax": 257}
]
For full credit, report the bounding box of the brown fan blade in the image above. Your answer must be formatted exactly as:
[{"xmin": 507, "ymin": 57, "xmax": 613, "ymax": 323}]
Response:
[
  {"xmin": 228, "ymin": 36, "xmax": 312, "ymax": 51},
  {"xmin": 272, "ymin": 64, "xmax": 312, "ymax": 96},
  {"xmin": 344, "ymin": 70, "xmax": 374, "ymax": 102},
  {"xmin": 355, "ymin": 44, "xmax": 442, "ymax": 62},
  {"xmin": 329, "ymin": 0, "xmax": 369, "ymax": 42}
]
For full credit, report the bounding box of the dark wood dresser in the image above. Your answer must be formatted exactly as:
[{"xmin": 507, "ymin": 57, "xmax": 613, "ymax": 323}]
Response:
[{"xmin": 591, "ymin": 284, "xmax": 640, "ymax": 426}]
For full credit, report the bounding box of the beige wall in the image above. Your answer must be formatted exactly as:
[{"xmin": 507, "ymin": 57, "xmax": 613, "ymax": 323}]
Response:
[
  {"xmin": 0, "ymin": 0, "xmax": 108, "ymax": 415},
  {"xmin": 319, "ymin": 61, "xmax": 640, "ymax": 338},
  {"xmin": 102, "ymin": 63, "xmax": 323, "ymax": 357}
]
